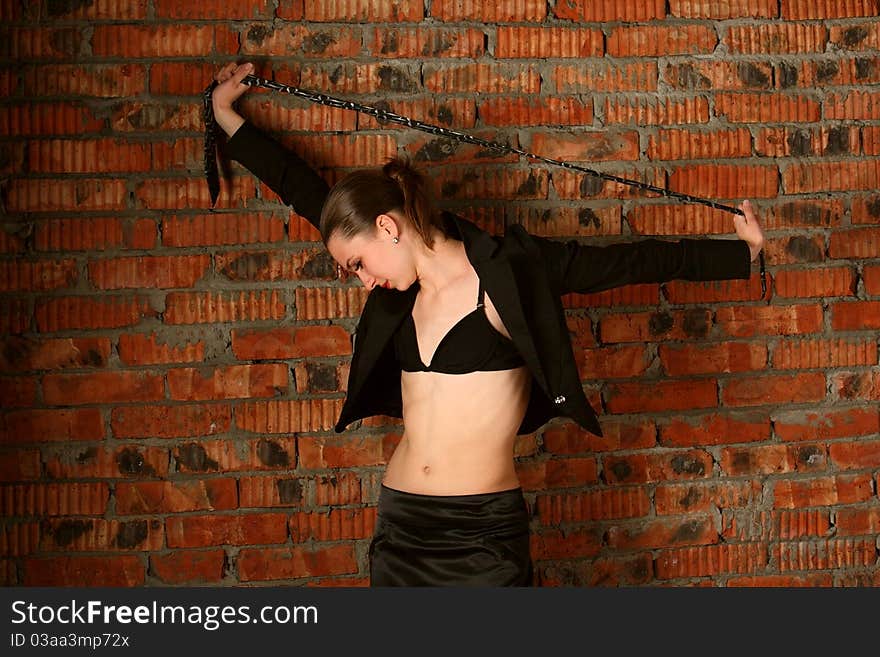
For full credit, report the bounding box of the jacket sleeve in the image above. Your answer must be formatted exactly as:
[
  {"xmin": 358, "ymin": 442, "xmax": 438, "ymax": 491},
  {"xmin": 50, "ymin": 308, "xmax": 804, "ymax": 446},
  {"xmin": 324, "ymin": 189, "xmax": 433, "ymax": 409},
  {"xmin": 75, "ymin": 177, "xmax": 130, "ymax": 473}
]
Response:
[
  {"xmin": 224, "ymin": 120, "xmax": 330, "ymax": 230},
  {"xmin": 528, "ymin": 232, "xmax": 753, "ymax": 296}
]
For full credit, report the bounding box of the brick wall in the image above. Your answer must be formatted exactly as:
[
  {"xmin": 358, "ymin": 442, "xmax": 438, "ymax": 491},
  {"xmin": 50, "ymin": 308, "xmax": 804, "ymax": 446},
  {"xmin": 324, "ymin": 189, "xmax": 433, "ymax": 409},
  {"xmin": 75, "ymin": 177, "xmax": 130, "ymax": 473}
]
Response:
[{"xmin": 1, "ymin": 0, "xmax": 878, "ymax": 587}]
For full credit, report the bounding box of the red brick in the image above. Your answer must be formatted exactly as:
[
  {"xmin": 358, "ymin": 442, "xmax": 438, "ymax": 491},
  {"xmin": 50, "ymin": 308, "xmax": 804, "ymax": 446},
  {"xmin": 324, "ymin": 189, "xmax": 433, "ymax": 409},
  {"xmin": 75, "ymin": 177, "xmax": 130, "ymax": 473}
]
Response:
[
  {"xmin": 289, "ymin": 507, "xmax": 375, "ymax": 542},
  {"xmin": 282, "ymin": 134, "xmax": 396, "ymax": 169},
  {"xmin": 604, "ymin": 96, "xmax": 709, "ymax": 126},
  {"xmin": 783, "ymin": 58, "xmax": 880, "ymax": 89},
  {"xmin": 43, "ymin": 371, "xmax": 164, "ymax": 405},
  {"xmin": 23, "ymin": 64, "xmax": 146, "ymax": 98},
  {"xmin": 167, "ymin": 513, "xmax": 287, "ymax": 548},
  {"xmin": 784, "ymin": 160, "xmax": 880, "ymax": 193},
  {"xmin": 0, "ymin": 521, "xmax": 39, "ymax": 556},
  {"xmin": 164, "ymin": 290, "xmax": 286, "ymax": 324},
  {"xmin": 357, "ymin": 97, "xmax": 475, "ymax": 132},
  {"xmin": 755, "ymin": 125, "xmax": 860, "ymax": 158},
  {"xmin": 836, "ymin": 507, "xmax": 880, "ymax": 536},
  {"xmin": 0, "ymin": 408, "xmax": 104, "ymax": 445},
  {"xmin": 168, "ymin": 364, "xmax": 288, "ymax": 401},
  {"xmin": 172, "ymin": 438, "xmax": 296, "ymax": 474},
  {"xmin": 240, "ymin": 475, "xmax": 304, "ymax": 508},
  {"xmin": 0, "ymin": 376, "xmax": 37, "ymax": 407},
  {"xmin": 542, "ymin": 419, "xmax": 656, "ymax": 455},
  {"xmin": 1, "ymin": 482, "xmax": 108, "ymax": 516},
  {"xmin": 0, "ymin": 450, "xmax": 40, "ymax": 481},
  {"xmin": 829, "ymin": 23, "xmax": 880, "ymax": 50},
  {"xmin": 607, "ymin": 515, "xmax": 717, "ymax": 550},
  {"xmin": 0, "ymin": 299, "xmax": 29, "ymax": 335},
  {"xmin": 609, "ymin": 25, "xmax": 717, "ymax": 57},
  {"xmin": 656, "ymin": 543, "xmax": 767, "ymax": 578},
  {"xmin": 715, "ymin": 92, "xmax": 821, "ymax": 123},
  {"xmin": 603, "ymin": 449, "xmax": 713, "ymax": 485},
  {"xmin": 774, "ymin": 537, "xmax": 875, "ymax": 571},
  {"xmin": 655, "ymin": 480, "xmax": 763, "ymax": 515},
  {"xmin": 648, "ymin": 128, "xmax": 753, "ymax": 161},
  {"xmin": 830, "ymin": 227, "xmax": 880, "ymax": 259},
  {"xmin": 762, "ymin": 199, "xmax": 843, "ymax": 230},
  {"xmin": 531, "ymin": 527, "xmax": 601, "ymax": 560},
  {"xmin": 0, "ymin": 259, "xmax": 76, "ymax": 292},
  {"xmin": 829, "ymin": 439, "xmax": 880, "ymax": 470},
  {"xmin": 831, "ymin": 300, "xmax": 880, "ymax": 330},
  {"xmin": 660, "ymin": 412, "xmax": 770, "ymax": 447},
  {"xmin": 589, "ymin": 554, "xmax": 654, "ymax": 587},
  {"xmin": 238, "ymin": 544, "xmax": 358, "ymax": 581},
  {"xmin": 865, "ymin": 264, "xmax": 880, "ymax": 294},
  {"xmin": 7, "ymin": 178, "xmax": 127, "ymax": 212},
  {"xmin": 528, "ymin": 130, "xmax": 640, "ymax": 162},
  {"xmin": 371, "ymin": 26, "xmax": 485, "ymax": 58},
  {"xmin": 40, "ymin": 518, "xmax": 163, "ymax": 552},
  {"xmin": 665, "ymin": 277, "xmax": 765, "ymax": 304},
  {"xmin": 433, "ymin": 168, "xmax": 548, "ymax": 200},
  {"xmin": 606, "ymin": 379, "xmax": 717, "ymax": 414},
  {"xmin": 88, "ymin": 255, "xmax": 209, "ymax": 290},
  {"xmin": 773, "ymin": 337, "xmax": 877, "ymax": 370},
  {"xmin": 214, "ymin": 247, "xmax": 334, "ymax": 282},
  {"xmin": 668, "ymin": 163, "xmax": 779, "ymax": 199},
  {"xmin": 118, "ymin": 332, "xmax": 204, "ymax": 366},
  {"xmin": 299, "ymin": 435, "xmax": 384, "ymax": 468},
  {"xmin": 156, "ymin": 0, "xmax": 272, "ymax": 18},
  {"xmin": 552, "ymin": 62, "xmax": 658, "ymax": 93},
  {"xmin": 93, "ymin": 24, "xmax": 235, "ymax": 58},
  {"xmin": 34, "ymin": 218, "xmax": 121, "ymax": 251},
  {"xmin": 23, "ymin": 555, "xmax": 143, "ymax": 586},
  {"xmin": 311, "ymin": 471, "xmax": 364, "ymax": 506},
  {"xmin": 535, "ymin": 488, "xmax": 651, "ymax": 525},
  {"xmin": 29, "ymin": 138, "xmax": 150, "ymax": 173},
  {"xmin": 45, "ymin": 445, "xmax": 169, "ymax": 479},
  {"xmin": 236, "ymin": 399, "xmax": 343, "ymax": 434},
  {"xmin": 782, "ymin": 0, "xmax": 878, "ymax": 18},
  {"xmin": 554, "ymin": 168, "xmax": 667, "ymax": 201},
  {"xmin": 774, "ymin": 473, "xmax": 874, "ymax": 508},
  {"xmin": 479, "ymin": 96, "xmax": 593, "ymax": 127},
  {"xmin": 0, "ymin": 103, "xmax": 104, "ymax": 136},
  {"xmin": 110, "ymin": 403, "xmax": 230, "ymax": 439},
  {"xmin": 722, "ymin": 372, "xmax": 826, "ymax": 407},
  {"xmin": 554, "ymin": 0, "xmax": 664, "ymax": 21},
  {"xmin": 725, "ymin": 23, "xmax": 827, "ymax": 54},
  {"xmin": 577, "ymin": 345, "xmax": 648, "ymax": 380},
  {"xmin": 775, "ymin": 267, "xmax": 856, "ymax": 298},
  {"xmin": 149, "ymin": 62, "xmax": 223, "ymax": 96},
  {"xmin": 670, "ymin": 0, "xmax": 776, "ymax": 18},
  {"xmin": 496, "ymin": 26, "xmax": 602, "ymax": 58},
  {"xmin": 136, "ymin": 176, "xmax": 256, "ymax": 210},
  {"xmin": 243, "ymin": 24, "xmax": 360, "ymax": 58},
  {"xmin": 232, "ymin": 326, "xmax": 351, "ymax": 361},
  {"xmin": 117, "ymin": 479, "xmax": 238, "ymax": 514},
  {"xmin": 0, "ymin": 337, "xmax": 110, "ymax": 372},
  {"xmin": 38, "ymin": 0, "xmax": 147, "ymax": 19},
  {"xmin": 722, "ymin": 507, "xmax": 833, "ymax": 541},
  {"xmin": 111, "ymin": 101, "xmax": 202, "ymax": 133},
  {"xmin": 728, "ymin": 573, "xmax": 832, "ymax": 586},
  {"xmin": 518, "ymin": 457, "xmax": 599, "ymax": 491},
  {"xmin": 833, "ymin": 371, "xmax": 880, "ymax": 401},
  {"xmin": 424, "ymin": 63, "xmax": 540, "ymax": 94},
  {"xmin": 715, "ymin": 304, "xmax": 823, "ymax": 338},
  {"xmin": 599, "ymin": 308, "xmax": 713, "ymax": 343},
  {"xmin": 162, "ymin": 212, "xmax": 286, "ymax": 247},
  {"xmin": 150, "ymin": 549, "xmax": 226, "ymax": 584},
  {"xmin": 720, "ymin": 443, "xmax": 825, "ymax": 476},
  {"xmin": 431, "ymin": 0, "xmax": 544, "ymax": 21},
  {"xmin": 405, "ymin": 131, "xmax": 519, "ymax": 166}
]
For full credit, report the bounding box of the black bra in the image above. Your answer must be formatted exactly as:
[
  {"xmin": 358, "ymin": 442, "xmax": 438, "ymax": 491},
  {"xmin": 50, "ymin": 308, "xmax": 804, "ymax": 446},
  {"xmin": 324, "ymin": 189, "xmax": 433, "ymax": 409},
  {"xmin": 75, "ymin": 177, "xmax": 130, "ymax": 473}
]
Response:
[{"xmin": 393, "ymin": 280, "xmax": 525, "ymax": 374}]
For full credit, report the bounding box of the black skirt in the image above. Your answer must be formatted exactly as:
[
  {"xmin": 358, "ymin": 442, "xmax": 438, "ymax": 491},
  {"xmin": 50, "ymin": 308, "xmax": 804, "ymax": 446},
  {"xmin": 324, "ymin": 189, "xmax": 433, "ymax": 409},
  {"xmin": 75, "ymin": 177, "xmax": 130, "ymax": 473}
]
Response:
[{"xmin": 369, "ymin": 484, "xmax": 533, "ymax": 586}]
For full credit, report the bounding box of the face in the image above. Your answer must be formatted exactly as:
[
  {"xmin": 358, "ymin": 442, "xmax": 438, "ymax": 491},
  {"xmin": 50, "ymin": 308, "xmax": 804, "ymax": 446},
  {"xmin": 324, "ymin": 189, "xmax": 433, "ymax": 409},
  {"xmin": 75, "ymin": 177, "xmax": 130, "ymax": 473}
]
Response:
[{"xmin": 326, "ymin": 215, "xmax": 416, "ymax": 291}]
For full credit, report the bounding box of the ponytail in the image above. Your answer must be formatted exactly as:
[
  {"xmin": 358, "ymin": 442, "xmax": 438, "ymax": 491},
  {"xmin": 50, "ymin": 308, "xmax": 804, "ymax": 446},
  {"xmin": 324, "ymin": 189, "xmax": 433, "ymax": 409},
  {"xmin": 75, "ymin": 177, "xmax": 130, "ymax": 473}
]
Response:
[{"xmin": 320, "ymin": 156, "xmax": 447, "ymax": 249}]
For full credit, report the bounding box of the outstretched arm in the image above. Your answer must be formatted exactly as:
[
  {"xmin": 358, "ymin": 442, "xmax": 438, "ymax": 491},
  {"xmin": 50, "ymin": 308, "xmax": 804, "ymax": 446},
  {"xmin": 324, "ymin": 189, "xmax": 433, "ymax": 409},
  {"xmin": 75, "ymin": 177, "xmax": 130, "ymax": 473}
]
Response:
[
  {"xmin": 529, "ymin": 200, "xmax": 765, "ymax": 296},
  {"xmin": 211, "ymin": 62, "xmax": 329, "ymax": 230}
]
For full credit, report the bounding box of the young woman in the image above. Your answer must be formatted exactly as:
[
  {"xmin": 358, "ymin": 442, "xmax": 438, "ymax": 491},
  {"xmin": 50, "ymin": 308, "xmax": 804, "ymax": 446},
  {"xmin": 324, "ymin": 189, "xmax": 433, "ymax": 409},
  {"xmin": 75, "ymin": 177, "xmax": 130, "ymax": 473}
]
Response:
[{"xmin": 210, "ymin": 62, "xmax": 766, "ymax": 586}]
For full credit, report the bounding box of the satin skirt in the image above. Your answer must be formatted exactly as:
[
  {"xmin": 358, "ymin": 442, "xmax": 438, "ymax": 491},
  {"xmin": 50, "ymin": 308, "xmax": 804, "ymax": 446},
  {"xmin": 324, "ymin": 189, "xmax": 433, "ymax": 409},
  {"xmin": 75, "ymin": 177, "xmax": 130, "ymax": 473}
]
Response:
[{"xmin": 369, "ymin": 484, "xmax": 533, "ymax": 587}]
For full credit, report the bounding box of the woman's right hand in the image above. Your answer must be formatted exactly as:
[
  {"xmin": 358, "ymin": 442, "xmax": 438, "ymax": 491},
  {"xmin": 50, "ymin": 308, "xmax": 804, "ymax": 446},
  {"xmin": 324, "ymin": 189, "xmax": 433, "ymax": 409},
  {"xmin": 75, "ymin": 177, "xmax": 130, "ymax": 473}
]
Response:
[
  {"xmin": 212, "ymin": 62, "xmax": 254, "ymax": 110},
  {"xmin": 211, "ymin": 62, "xmax": 253, "ymax": 137}
]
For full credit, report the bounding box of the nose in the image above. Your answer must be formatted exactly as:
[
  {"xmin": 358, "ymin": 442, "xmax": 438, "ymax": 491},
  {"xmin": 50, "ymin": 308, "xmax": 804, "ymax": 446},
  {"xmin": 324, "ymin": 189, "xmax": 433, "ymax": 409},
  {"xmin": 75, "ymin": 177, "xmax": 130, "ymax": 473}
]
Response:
[{"xmin": 358, "ymin": 271, "xmax": 376, "ymax": 289}]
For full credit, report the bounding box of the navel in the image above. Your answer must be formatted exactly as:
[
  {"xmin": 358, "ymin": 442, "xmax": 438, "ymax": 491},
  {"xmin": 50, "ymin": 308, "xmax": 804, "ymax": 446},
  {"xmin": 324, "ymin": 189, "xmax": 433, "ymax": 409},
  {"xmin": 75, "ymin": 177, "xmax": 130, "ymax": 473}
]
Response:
[{"xmin": 422, "ymin": 465, "xmax": 431, "ymax": 475}]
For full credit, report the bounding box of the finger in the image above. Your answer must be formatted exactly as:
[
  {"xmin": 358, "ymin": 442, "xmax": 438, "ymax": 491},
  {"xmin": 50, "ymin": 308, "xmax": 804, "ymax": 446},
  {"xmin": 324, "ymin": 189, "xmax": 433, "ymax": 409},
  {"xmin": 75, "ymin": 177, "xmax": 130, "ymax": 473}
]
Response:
[
  {"xmin": 215, "ymin": 62, "xmax": 236, "ymax": 82},
  {"xmin": 231, "ymin": 62, "xmax": 254, "ymax": 85}
]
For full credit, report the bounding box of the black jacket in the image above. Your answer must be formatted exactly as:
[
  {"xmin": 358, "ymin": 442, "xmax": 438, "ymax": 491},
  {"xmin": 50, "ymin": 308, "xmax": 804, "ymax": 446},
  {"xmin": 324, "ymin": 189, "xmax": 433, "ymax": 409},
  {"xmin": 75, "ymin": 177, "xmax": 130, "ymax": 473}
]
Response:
[{"xmin": 225, "ymin": 121, "xmax": 752, "ymax": 437}]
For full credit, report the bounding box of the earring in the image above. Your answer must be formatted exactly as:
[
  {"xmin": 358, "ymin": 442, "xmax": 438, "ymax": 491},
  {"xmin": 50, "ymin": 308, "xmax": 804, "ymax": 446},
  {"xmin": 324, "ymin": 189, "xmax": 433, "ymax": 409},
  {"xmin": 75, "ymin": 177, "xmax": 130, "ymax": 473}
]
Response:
[{"xmin": 392, "ymin": 237, "xmax": 399, "ymax": 244}]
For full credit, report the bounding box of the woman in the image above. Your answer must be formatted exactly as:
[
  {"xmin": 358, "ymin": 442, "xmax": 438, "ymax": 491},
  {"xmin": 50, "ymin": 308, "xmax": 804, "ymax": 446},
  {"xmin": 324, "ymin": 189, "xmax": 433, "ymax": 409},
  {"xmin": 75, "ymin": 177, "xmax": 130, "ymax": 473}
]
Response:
[{"xmin": 211, "ymin": 62, "xmax": 766, "ymax": 586}]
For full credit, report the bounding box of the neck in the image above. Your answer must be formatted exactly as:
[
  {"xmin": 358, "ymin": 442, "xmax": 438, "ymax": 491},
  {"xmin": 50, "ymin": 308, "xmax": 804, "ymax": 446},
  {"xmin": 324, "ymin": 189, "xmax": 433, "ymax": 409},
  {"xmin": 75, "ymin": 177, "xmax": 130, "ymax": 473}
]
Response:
[{"xmin": 412, "ymin": 227, "xmax": 469, "ymax": 296}]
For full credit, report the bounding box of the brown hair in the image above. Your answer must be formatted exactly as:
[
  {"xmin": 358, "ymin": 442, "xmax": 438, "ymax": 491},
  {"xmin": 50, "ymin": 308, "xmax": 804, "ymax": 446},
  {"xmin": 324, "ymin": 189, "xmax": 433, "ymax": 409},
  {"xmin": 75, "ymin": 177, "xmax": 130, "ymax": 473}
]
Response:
[{"xmin": 319, "ymin": 156, "xmax": 447, "ymax": 249}]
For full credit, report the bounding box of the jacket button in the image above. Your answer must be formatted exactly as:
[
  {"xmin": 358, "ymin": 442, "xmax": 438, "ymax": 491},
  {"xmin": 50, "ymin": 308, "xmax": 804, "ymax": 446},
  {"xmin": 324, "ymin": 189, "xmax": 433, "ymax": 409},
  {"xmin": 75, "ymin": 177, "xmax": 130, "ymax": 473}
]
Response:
[{"xmin": 554, "ymin": 395, "xmax": 566, "ymax": 405}]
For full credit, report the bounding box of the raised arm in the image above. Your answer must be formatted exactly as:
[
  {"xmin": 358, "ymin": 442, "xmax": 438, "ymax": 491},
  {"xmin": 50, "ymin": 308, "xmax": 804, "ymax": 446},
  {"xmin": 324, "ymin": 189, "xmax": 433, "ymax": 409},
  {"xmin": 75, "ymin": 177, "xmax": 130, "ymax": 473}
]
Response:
[
  {"xmin": 211, "ymin": 62, "xmax": 329, "ymax": 230},
  {"xmin": 527, "ymin": 200, "xmax": 765, "ymax": 296}
]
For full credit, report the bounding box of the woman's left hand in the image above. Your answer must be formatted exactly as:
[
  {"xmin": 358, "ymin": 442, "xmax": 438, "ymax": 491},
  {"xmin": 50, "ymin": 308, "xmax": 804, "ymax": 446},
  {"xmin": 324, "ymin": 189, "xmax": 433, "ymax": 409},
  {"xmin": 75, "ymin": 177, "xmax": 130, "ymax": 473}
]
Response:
[{"xmin": 734, "ymin": 199, "xmax": 765, "ymax": 262}]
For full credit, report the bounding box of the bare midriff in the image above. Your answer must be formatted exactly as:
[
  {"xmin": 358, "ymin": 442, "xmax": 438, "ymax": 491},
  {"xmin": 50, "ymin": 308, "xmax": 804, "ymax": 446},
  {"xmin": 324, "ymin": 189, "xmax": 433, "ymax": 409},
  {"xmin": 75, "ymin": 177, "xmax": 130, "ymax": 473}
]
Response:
[{"xmin": 382, "ymin": 366, "xmax": 531, "ymax": 495}]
